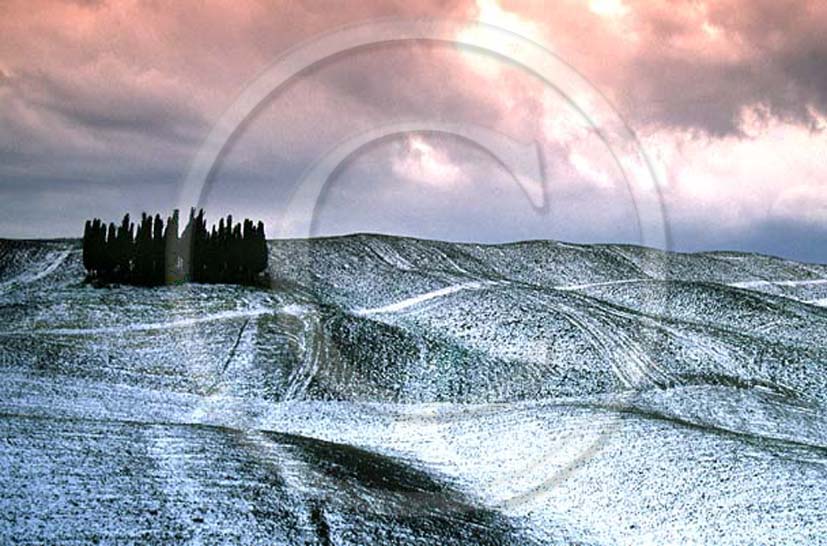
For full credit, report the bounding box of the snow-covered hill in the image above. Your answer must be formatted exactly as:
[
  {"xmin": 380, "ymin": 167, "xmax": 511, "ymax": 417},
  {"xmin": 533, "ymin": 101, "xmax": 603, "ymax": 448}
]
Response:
[{"xmin": 1, "ymin": 235, "xmax": 826, "ymax": 544}]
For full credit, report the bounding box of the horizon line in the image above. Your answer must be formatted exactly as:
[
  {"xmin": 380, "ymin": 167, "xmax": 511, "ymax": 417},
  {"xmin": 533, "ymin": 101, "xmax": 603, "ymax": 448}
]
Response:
[{"xmin": 2, "ymin": 231, "xmax": 825, "ymax": 266}]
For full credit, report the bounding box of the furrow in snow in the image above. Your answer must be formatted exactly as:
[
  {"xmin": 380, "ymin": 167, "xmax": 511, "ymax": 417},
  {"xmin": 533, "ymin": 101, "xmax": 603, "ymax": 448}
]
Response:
[{"xmin": 352, "ymin": 280, "xmax": 504, "ymax": 316}]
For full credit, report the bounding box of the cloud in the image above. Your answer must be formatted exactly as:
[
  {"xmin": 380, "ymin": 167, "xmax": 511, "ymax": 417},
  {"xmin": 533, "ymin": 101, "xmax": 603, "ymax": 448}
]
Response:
[
  {"xmin": 19, "ymin": 68, "xmax": 206, "ymax": 143},
  {"xmin": 465, "ymin": 0, "xmax": 827, "ymax": 137},
  {"xmin": 391, "ymin": 136, "xmax": 469, "ymax": 188},
  {"xmin": 771, "ymin": 185, "xmax": 827, "ymax": 226},
  {"xmin": 620, "ymin": 0, "xmax": 827, "ymax": 135},
  {"xmin": 0, "ymin": 0, "xmax": 825, "ymax": 262}
]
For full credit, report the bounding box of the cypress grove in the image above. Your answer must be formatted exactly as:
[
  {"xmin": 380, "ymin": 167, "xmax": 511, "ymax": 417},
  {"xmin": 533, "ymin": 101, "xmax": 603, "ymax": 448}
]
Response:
[{"xmin": 82, "ymin": 209, "xmax": 268, "ymax": 286}]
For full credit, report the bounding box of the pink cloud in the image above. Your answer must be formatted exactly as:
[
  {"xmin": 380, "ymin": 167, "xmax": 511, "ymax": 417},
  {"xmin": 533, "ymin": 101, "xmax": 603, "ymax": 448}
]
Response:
[{"xmin": 0, "ymin": 0, "xmax": 825, "ymax": 260}]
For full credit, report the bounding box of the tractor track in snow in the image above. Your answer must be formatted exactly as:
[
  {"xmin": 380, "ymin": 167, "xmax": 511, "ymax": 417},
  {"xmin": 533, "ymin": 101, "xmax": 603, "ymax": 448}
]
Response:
[
  {"xmin": 0, "ymin": 248, "xmax": 74, "ymax": 292},
  {"xmin": 0, "ymin": 308, "xmax": 273, "ymax": 337}
]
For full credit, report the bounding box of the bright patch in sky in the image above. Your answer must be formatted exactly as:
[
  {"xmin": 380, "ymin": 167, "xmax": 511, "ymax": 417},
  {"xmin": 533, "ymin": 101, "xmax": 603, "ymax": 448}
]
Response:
[
  {"xmin": 456, "ymin": 0, "xmax": 542, "ymax": 77},
  {"xmin": 588, "ymin": 0, "xmax": 629, "ymax": 18},
  {"xmin": 392, "ymin": 137, "xmax": 466, "ymax": 188}
]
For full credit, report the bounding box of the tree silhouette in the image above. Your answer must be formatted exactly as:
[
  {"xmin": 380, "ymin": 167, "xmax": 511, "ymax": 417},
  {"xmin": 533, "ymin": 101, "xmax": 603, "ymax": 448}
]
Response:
[{"xmin": 81, "ymin": 209, "xmax": 268, "ymax": 286}]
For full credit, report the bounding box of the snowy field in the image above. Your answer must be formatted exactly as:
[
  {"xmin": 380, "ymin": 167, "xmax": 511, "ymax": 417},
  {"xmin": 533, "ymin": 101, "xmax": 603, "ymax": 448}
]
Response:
[{"xmin": 1, "ymin": 235, "xmax": 826, "ymax": 544}]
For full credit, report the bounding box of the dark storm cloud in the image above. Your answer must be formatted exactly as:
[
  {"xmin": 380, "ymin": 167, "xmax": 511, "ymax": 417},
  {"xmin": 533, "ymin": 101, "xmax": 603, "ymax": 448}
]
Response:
[
  {"xmin": 622, "ymin": 0, "xmax": 827, "ymax": 135},
  {"xmin": 15, "ymin": 70, "xmax": 207, "ymax": 143}
]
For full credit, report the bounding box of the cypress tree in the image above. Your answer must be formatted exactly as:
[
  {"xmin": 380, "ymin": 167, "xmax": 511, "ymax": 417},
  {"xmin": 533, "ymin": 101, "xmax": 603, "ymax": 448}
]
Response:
[
  {"xmin": 163, "ymin": 210, "xmax": 178, "ymax": 283},
  {"xmin": 254, "ymin": 221, "xmax": 268, "ymax": 276},
  {"xmin": 82, "ymin": 220, "xmax": 92, "ymax": 272},
  {"xmin": 104, "ymin": 222, "xmax": 116, "ymax": 278},
  {"xmin": 152, "ymin": 214, "xmax": 164, "ymax": 285},
  {"xmin": 92, "ymin": 219, "xmax": 105, "ymax": 276},
  {"xmin": 134, "ymin": 213, "xmax": 149, "ymax": 284}
]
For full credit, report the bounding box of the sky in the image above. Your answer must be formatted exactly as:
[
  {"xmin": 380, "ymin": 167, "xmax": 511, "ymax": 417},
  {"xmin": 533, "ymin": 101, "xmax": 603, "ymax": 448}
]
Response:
[{"xmin": 1, "ymin": 0, "xmax": 826, "ymax": 262}]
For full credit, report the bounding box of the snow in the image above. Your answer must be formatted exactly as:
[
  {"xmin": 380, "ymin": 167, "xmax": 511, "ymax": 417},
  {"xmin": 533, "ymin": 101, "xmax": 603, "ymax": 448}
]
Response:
[
  {"xmin": 2, "ymin": 235, "xmax": 827, "ymax": 544},
  {"xmin": 553, "ymin": 278, "xmax": 649, "ymax": 291},
  {"xmin": 0, "ymin": 307, "xmax": 274, "ymax": 336},
  {"xmin": 729, "ymin": 278, "xmax": 827, "ymax": 288},
  {"xmin": 352, "ymin": 280, "xmax": 505, "ymax": 316}
]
